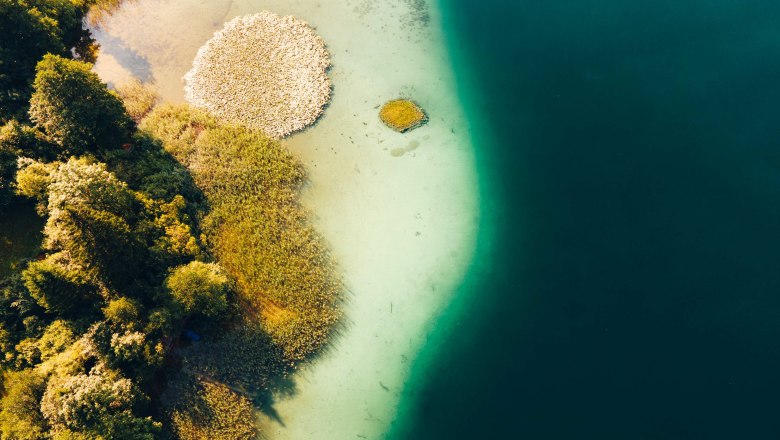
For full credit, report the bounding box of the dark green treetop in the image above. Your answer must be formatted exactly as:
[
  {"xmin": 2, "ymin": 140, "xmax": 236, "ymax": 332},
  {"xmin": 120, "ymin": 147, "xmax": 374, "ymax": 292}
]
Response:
[{"xmin": 29, "ymin": 54, "xmax": 133, "ymax": 156}]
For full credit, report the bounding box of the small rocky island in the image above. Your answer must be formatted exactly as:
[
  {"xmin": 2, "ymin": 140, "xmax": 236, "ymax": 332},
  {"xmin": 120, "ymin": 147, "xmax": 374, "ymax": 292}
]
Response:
[
  {"xmin": 184, "ymin": 12, "xmax": 332, "ymax": 138},
  {"xmin": 379, "ymin": 99, "xmax": 427, "ymax": 132}
]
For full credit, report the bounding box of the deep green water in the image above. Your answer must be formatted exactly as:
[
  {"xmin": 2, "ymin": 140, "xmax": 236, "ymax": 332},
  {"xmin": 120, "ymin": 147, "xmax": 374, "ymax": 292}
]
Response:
[{"xmin": 393, "ymin": 0, "xmax": 780, "ymax": 438}]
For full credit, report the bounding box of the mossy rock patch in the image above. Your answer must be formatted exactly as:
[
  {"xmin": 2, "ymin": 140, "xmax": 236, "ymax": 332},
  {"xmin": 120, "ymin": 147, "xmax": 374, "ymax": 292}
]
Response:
[{"xmin": 379, "ymin": 99, "xmax": 427, "ymax": 132}]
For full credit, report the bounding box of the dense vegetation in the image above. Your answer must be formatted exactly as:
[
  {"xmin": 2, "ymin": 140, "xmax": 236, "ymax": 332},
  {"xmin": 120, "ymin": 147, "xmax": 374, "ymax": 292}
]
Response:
[
  {"xmin": 379, "ymin": 99, "xmax": 427, "ymax": 132},
  {"xmin": 142, "ymin": 106, "xmax": 340, "ymax": 362},
  {"xmin": 0, "ymin": 1, "xmax": 341, "ymax": 438}
]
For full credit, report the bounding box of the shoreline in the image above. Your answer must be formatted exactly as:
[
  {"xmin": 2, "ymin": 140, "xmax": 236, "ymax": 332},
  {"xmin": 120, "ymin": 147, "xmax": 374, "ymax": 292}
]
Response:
[{"xmin": 90, "ymin": 0, "xmax": 480, "ymax": 437}]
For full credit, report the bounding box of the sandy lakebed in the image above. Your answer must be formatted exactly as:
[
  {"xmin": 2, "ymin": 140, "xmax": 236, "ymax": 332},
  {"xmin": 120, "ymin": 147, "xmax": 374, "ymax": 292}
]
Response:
[{"xmin": 91, "ymin": 0, "xmax": 480, "ymax": 437}]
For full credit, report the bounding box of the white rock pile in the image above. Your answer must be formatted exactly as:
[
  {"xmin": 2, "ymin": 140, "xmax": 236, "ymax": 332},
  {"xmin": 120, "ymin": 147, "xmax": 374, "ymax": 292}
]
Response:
[{"xmin": 184, "ymin": 12, "xmax": 332, "ymax": 138}]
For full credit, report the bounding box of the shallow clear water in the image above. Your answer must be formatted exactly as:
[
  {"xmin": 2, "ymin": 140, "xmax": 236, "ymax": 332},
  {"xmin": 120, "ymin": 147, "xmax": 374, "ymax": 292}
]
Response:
[
  {"xmin": 394, "ymin": 0, "xmax": 780, "ymax": 438},
  {"xmin": 90, "ymin": 1, "xmax": 480, "ymax": 438}
]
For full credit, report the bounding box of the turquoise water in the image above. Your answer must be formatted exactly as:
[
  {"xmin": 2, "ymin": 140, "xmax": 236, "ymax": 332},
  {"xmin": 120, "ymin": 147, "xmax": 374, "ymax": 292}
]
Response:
[{"xmin": 394, "ymin": 0, "xmax": 780, "ymax": 438}]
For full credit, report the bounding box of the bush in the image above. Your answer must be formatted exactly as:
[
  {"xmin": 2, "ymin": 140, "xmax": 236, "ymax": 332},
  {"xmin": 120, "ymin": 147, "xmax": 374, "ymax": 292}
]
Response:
[
  {"xmin": 115, "ymin": 79, "xmax": 159, "ymax": 122},
  {"xmin": 139, "ymin": 104, "xmax": 216, "ymax": 165},
  {"xmin": 104, "ymin": 132, "xmax": 203, "ymax": 203},
  {"xmin": 379, "ymin": 99, "xmax": 427, "ymax": 132},
  {"xmin": 103, "ymin": 297, "xmax": 140, "ymax": 328},
  {"xmin": 166, "ymin": 261, "xmax": 229, "ymax": 319},
  {"xmin": 0, "ymin": 121, "xmax": 55, "ymax": 205},
  {"xmin": 37, "ymin": 320, "xmax": 76, "ymax": 362},
  {"xmin": 163, "ymin": 376, "xmax": 257, "ymax": 440},
  {"xmin": 0, "ymin": 369, "xmax": 48, "ymax": 440}
]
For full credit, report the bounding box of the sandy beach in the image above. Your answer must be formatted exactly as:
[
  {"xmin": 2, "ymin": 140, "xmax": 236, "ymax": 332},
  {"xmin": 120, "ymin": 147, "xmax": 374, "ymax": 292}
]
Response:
[{"xmin": 91, "ymin": 0, "xmax": 479, "ymax": 437}]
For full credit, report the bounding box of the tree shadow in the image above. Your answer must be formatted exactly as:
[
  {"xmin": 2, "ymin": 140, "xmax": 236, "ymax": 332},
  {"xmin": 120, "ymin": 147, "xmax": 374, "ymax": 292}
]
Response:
[
  {"xmin": 91, "ymin": 29, "xmax": 153, "ymax": 83},
  {"xmin": 252, "ymin": 285, "xmax": 354, "ymax": 428}
]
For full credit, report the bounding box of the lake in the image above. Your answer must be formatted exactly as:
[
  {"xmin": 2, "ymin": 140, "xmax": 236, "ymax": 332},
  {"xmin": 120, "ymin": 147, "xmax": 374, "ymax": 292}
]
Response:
[{"xmin": 393, "ymin": 0, "xmax": 780, "ymax": 438}]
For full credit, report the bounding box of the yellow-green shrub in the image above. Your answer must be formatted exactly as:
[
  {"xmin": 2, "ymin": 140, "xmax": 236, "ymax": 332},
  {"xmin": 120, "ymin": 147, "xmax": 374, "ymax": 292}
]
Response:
[
  {"xmin": 142, "ymin": 104, "xmax": 341, "ymax": 362},
  {"xmin": 164, "ymin": 377, "xmax": 257, "ymax": 440},
  {"xmin": 379, "ymin": 99, "xmax": 427, "ymax": 132}
]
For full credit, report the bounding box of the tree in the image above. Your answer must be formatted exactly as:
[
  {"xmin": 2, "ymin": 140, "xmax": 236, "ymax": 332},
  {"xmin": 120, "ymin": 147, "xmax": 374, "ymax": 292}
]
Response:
[
  {"xmin": 0, "ymin": 0, "xmax": 87, "ymax": 121},
  {"xmin": 37, "ymin": 319, "xmax": 76, "ymax": 362},
  {"xmin": 0, "ymin": 275, "xmax": 46, "ymax": 368},
  {"xmin": 0, "ymin": 369, "xmax": 48, "ymax": 440},
  {"xmin": 40, "ymin": 363, "xmax": 161, "ymax": 439},
  {"xmin": 0, "ymin": 0, "xmax": 65, "ymax": 120},
  {"xmin": 34, "ymin": 158, "xmax": 147, "ymax": 290},
  {"xmin": 14, "ymin": 157, "xmax": 55, "ymax": 214},
  {"xmin": 0, "ymin": 120, "xmax": 58, "ymax": 159},
  {"xmin": 0, "ymin": 134, "xmax": 15, "ymax": 206},
  {"xmin": 29, "ymin": 55, "xmax": 133, "ymax": 156},
  {"xmin": 166, "ymin": 262, "xmax": 230, "ymax": 318},
  {"xmin": 21, "ymin": 258, "xmax": 98, "ymax": 318},
  {"xmin": 0, "ymin": 121, "xmax": 51, "ymax": 205}
]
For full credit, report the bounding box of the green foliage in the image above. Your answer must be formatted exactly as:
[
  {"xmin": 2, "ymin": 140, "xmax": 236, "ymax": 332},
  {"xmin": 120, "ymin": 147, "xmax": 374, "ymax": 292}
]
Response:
[
  {"xmin": 180, "ymin": 318, "xmax": 285, "ymax": 394},
  {"xmin": 115, "ymin": 79, "xmax": 158, "ymax": 122},
  {"xmin": 0, "ymin": 201, "xmax": 44, "ymax": 279},
  {"xmin": 20, "ymin": 0, "xmax": 87, "ymax": 49},
  {"xmin": 0, "ymin": 0, "xmax": 65, "ymax": 121},
  {"xmin": 37, "ymin": 320, "xmax": 76, "ymax": 362},
  {"xmin": 0, "ymin": 0, "xmax": 91, "ymax": 121},
  {"xmin": 0, "ymin": 120, "xmax": 57, "ymax": 160},
  {"xmin": 40, "ymin": 363, "xmax": 161, "ymax": 439},
  {"xmin": 163, "ymin": 376, "xmax": 257, "ymax": 440},
  {"xmin": 102, "ymin": 297, "xmax": 140, "ymax": 328},
  {"xmin": 18, "ymin": 157, "xmax": 206, "ymax": 293},
  {"xmin": 29, "ymin": 55, "xmax": 133, "ymax": 156},
  {"xmin": 139, "ymin": 104, "xmax": 216, "ymax": 166},
  {"xmin": 67, "ymin": 206, "xmax": 144, "ymax": 289},
  {"xmin": 143, "ymin": 104, "xmax": 342, "ymax": 362},
  {"xmin": 0, "ymin": 42, "xmax": 218, "ymax": 439},
  {"xmin": 148, "ymin": 195, "xmax": 204, "ymax": 263},
  {"xmin": 4, "ymin": 143, "xmax": 205, "ymax": 436},
  {"xmin": 22, "ymin": 258, "xmax": 98, "ymax": 318},
  {"xmin": 0, "ymin": 140, "xmax": 15, "ymax": 206},
  {"xmin": 166, "ymin": 261, "xmax": 229, "ymax": 319},
  {"xmin": 14, "ymin": 337, "xmax": 41, "ymax": 367},
  {"xmin": 0, "ymin": 369, "xmax": 48, "ymax": 440},
  {"xmin": 0, "ymin": 275, "xmax": 45, "ymax": 367},
  {"xmin": 0, "ymin": 119, "xmax": 54, "ymax": 205},
  {"xmin": 28, "ymin": 158, "xmax": 151, "ymax": 291},
  {"xmin": 104, "ymin": 132, "xmax": 203, "ymax": 203},
  {"xmin": 14, "ymin": 158, "xmax": 54, "ymax": 213},
  {"xmin": 0, "ymin": 121, "xmax": 39, "ymax": 205}
]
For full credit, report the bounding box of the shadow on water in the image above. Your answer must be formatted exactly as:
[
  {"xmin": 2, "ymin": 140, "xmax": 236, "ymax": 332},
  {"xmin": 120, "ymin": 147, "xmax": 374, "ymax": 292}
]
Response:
[
  {"xmin": 393, "ymin": 0, "xmax": 780, "ymax": 438},
  {"xmin": 92, "ymin": 29, "xmax": 154, "ymax": 83},
  {"xmin": 253, "ymin": 374, "xmax": 296, "ymax": 427}
]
